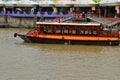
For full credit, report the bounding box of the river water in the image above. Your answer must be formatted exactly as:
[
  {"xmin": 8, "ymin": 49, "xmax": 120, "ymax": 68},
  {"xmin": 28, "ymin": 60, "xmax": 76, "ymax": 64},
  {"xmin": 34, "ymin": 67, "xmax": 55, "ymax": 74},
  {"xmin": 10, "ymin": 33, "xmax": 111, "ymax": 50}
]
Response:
[{"xmin": 0, "ymin": 28, "xmax": 120, "ymax": 80}]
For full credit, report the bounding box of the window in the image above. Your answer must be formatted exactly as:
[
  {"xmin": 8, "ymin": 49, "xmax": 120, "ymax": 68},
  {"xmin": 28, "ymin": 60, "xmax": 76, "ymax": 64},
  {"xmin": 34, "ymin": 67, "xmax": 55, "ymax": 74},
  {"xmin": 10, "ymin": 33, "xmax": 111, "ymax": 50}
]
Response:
[
  {"xmin": 85, "ymin": 30, "xmax": 89, "ymax": 35},
  {"xmin": 41, "ymin": 27, "xmax": 47, "ymax": 34},
  {"xmin": 103, "ymin": 26, "xmax": 109, "ymax": 30},
  {"xmin": 80, "ymin": 29, "xmax": 85, "ymax": 35},
  {"xmin": 92, "ymin": 29, "xmax": 97, "ymax": 35},
  {"xmin": 111, "ymin": 25, "xmax": 118, "ymax": 30},
  {"xmin": 89, "ymin": 30, "xmax": 92, "ymax": 35},
  {"xmin": 71, "ymin": 29, "xmax": 77, "ymax": 34},
  {"xmin": 64, "ymin": 28, "xmax": 69, "ymax": 34},
  {"xmin": 48, "ymin": 28, "xmax": 54, "ymax": 34},
  {"xmin": 56, "ymin": 29, "xmax": 62, "ymax": 34}
]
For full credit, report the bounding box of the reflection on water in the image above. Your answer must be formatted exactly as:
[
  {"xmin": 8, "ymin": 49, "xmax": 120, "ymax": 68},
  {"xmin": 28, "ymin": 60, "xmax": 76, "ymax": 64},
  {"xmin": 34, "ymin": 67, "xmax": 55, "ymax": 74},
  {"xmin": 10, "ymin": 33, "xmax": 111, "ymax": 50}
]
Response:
[
  {"xmin": 20, "ymin": 42, "xmax": 104, "ymax": 53},
  {"xmin": 0, "ymin": 28, "xmax": 120, "ymax": 80}
]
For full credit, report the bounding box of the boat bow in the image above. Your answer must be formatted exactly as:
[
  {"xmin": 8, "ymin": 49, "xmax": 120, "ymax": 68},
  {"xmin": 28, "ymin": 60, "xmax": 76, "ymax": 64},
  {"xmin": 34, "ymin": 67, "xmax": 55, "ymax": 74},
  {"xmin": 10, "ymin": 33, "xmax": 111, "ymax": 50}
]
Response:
[{"xmin": 14, "ymin": 33, "xmax": 31, "ymax": 42}]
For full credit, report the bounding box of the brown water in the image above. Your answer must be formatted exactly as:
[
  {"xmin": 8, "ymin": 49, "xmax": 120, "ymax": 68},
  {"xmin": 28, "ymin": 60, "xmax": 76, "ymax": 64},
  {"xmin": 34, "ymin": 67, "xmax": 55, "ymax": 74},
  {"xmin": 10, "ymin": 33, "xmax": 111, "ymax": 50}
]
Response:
[{"xmin": 0, "ymin": 28, "xmax": 120, "ymax": 80}]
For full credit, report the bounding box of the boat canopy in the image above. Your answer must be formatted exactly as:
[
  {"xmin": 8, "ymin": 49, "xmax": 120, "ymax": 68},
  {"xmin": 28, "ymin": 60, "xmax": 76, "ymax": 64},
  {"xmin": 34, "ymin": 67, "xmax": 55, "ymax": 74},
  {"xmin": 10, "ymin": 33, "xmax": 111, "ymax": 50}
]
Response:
[{"xmin": 36, "ymin": 22, "xmax": 101, "ymax": 26}]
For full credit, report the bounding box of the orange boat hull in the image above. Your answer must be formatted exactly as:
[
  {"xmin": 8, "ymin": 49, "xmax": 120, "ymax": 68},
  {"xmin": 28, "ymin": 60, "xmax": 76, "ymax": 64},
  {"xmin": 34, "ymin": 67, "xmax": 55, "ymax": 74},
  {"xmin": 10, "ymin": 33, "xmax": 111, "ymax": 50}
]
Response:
[{"xmin": 15, "ymin": 33, "xmax": 120, "ymax": 46}]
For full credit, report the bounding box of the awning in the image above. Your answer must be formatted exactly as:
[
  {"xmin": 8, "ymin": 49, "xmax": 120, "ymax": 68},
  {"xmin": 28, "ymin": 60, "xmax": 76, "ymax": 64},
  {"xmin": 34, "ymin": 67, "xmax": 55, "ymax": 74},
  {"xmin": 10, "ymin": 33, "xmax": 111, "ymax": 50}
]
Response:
[
  {"xmin": 74, "ymin": 0, "xmax": 97, "ymax": 7},
  {"xmin": 38, "ymin": 0, "xmax": 54, "ymax": 7},
  {"xmin": 54, "ymin": 0, "xmax": 73, "ymax": 7}
]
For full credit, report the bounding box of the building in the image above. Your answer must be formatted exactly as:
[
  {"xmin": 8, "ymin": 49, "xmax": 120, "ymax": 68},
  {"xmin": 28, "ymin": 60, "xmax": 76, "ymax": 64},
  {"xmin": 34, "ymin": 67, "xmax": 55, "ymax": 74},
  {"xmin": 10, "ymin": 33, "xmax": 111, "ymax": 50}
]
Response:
[{"xmin": 0, "ymin": 0, "xmax": 120, "ymax": 18}]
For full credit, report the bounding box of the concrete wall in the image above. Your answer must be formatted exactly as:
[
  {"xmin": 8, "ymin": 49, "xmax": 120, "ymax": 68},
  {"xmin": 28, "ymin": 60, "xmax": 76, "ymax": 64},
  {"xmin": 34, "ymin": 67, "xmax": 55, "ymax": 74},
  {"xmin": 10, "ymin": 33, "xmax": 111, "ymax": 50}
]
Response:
[
  {"xmin": 0, "ymin": 16, "xmax": 35, "ymax": 28},
  {"xmin": 0, "ymin": 16, "xmax": 57, "ymax": 28}
]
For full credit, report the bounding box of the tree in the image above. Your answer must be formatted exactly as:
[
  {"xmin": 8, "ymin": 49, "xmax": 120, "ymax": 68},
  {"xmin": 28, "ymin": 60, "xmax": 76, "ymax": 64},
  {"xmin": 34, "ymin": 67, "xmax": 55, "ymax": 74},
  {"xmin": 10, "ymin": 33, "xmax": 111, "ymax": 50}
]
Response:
[{"xmin": 93, "ymin": 0, "xmax": 101, "ymax": 3}]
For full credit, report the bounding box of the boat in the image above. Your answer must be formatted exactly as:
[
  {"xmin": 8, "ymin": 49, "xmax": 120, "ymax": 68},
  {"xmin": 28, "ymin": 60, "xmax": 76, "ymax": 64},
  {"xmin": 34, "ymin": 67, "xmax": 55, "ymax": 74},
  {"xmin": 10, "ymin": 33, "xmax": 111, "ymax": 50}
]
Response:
[{"xmin": 14, "ymin": 13, "xmax": 120, "ymax": 46}]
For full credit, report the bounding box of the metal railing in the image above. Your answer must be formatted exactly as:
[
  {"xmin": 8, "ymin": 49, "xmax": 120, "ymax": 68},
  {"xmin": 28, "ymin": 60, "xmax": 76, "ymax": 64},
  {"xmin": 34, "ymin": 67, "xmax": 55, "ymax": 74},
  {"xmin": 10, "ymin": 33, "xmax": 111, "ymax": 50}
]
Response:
[{"xmin": 87, "ymin": 13, "xmax": 120, "ymax": 27}]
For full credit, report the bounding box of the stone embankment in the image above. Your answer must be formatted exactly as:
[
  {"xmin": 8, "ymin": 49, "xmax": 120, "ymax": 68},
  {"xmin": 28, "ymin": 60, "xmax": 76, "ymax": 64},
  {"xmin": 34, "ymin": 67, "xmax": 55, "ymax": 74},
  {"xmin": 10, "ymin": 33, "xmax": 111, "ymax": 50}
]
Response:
[
  {"xmin": 0, "ymin": 16, "xmax": 72, "ymax": 28},
  {"xmin": 0, "ymin": 17, "xmax": 35, "ymax": 28}
]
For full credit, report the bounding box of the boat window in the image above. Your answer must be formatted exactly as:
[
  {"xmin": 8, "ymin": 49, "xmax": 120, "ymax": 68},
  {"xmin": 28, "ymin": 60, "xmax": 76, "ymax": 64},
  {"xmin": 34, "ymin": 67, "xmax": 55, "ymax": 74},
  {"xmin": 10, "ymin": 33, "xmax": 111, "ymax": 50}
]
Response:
[
  {"xmin": 85, "ymin": 30, "xmax": 89, "ymax": 35},
  {"xmin": 111, "ymin": 25, "xmax": 118, "ymax": 30},
  {"xmin": 92, "ymin": 29, "xmax": 97, "ymax": 35},
  {"xmin": 80, "ymin": 29, "xmax": 85, "ymax": 35},
  {"xmin": 48, "ymin": 28, "xmax": 54, "ymax": 34},
  {"xmin": 71, "ymin": 29, "xmax": 77, "ymax": 35},
  {"xmin": 69, "ymin": 29, "xmax": 72, "ymax": 34},
  {"xmin": 56, "ymin": 29, "xmax": 62, "ymax": 34},
  {"xmin": 118, "ymin": 23, "xmax": 120, "ymax": 29},
  {"xmin": 103, "ymin": 26, "xmax": 109, "ymax": 30},
  {"xmin": 41, "ymin": 27, "xmax": 47, "ymax": 34},
  {"xmin": 89, "ymin": 30, "xmax": 92, "ymax": 35},
  {"xmin": 64, "ymin": 29, "xmax": 69, "ymax": 34}
]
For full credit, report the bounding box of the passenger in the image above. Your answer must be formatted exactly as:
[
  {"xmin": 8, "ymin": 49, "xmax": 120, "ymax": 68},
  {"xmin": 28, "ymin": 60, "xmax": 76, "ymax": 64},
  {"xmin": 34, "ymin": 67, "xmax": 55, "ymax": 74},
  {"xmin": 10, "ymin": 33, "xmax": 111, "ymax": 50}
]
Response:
[
  {"xmin": 82, "ymin": 11, "xmax": 85, "ymax": 18},
  {"xmin": 43, "ymin": 28, "xmax": 46, "ymax": 33}
]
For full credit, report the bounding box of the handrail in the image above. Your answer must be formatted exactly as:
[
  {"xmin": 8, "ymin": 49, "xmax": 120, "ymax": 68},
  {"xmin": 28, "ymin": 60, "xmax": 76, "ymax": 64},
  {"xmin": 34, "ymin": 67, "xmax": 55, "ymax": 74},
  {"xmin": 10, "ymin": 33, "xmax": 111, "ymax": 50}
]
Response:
[
  {"xmin": 53, "ymin": 13, "xmax": 73, "ymax": 22},
  {"xmin": 87, "ymin": 13, "xmax": 120, "ymax": 26}
]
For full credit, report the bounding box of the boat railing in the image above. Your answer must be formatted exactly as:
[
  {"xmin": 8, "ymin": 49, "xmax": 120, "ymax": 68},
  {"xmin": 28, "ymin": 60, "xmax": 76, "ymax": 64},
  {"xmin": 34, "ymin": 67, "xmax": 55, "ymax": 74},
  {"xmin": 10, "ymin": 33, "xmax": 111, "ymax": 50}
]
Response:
[
  {"xmin": 87, "ymin": 13, "xmax": 108, "ymax": 25},
  {"xmin": 87, "ymin": 13, "xmax": 120, "ymax": 27},
  {"xmin": 52, "ymin": 13, "xmax": 73, "ymax": 22},
  {"xmin": 99, "ymin": 30, "xmax": 118, "ymax": 37},
  {"xmin": 26, "ymin": 29, "xmax": 39, "ymax": 35}
]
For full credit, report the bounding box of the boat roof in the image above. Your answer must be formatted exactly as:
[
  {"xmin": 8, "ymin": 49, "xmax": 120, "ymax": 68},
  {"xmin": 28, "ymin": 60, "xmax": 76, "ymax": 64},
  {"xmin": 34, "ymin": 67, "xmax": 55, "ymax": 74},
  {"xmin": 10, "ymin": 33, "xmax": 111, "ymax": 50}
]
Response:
[{"xmin": 36, "ymin": 22, "xmax": 101, "ymax": 26}]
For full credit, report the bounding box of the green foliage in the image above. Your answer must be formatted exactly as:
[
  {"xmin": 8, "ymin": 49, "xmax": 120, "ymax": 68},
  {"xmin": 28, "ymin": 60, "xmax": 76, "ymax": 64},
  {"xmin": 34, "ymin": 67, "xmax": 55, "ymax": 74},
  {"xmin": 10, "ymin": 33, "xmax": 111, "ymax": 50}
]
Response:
[{"xmin": 93, "ymin": 0, "xmax": 101, "ymax": 3}]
